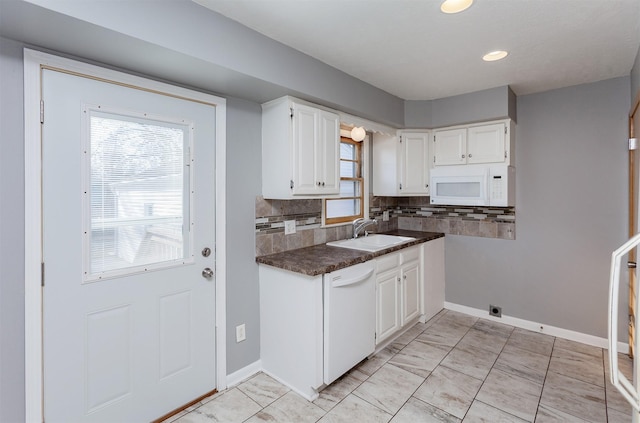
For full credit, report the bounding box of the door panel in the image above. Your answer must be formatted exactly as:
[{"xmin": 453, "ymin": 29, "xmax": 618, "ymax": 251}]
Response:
[{"xmin": 42, "ymin": 69, "xmax": 217, "ymax": 422}]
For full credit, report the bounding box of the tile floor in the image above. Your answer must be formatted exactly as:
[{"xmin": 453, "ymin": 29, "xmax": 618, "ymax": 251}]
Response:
[{"xmin": 163, "ymin": 310, "xmax": 633, "ymax": 422}]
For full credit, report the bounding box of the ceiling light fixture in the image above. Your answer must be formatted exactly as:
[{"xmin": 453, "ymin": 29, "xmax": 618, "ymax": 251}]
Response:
[
  {"xmin": 482, "ymin": 50, "xmax": 509, "ymax": 62},
  {"xmin": 440, "ymin": 0, "xmax": 473, "ymax": 14},
  {"xmin": 350, "ymin": 126, "xmax": 366, "ymax": 142}
]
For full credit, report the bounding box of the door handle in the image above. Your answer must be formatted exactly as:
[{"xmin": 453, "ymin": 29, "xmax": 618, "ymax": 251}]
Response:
[
  {"xmin": 628, "ymin": 261, "xmax": 636, "ymax": 269},
  {"xmin": 202, "ymin": 268, "xmax": 214, "ymax": 279}
]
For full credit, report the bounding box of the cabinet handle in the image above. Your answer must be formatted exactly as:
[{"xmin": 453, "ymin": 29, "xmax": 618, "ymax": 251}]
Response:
[
  {"xmin": 425, "ymin": 184, "xmax": 429, "ymax": 188},
  {"xmin": 322, "ymin": 182, "xmax": 325, "ymax": 186},
  {"xmin": 468, "ymin": 153, "xmax": 472, "ymax": 158},
  {"xmin": 403, "ymin": 275, "xmax": 407, "ymax": 280},
  {"xmin": 462, "ymin": 154, "xmax": 465, "ymax": 158},
  {"xmin": 317, "ymin": 181, "xmax": 321, "ymax": 186}
]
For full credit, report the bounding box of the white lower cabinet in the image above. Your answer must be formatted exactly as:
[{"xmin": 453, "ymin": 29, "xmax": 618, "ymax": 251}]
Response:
[
  {"xmin": 422, "ymin": 237, "xmax": 446, "ymax": 321},
  {"xmin": 258, "ymin": 237, "xmax": 446, "ymax": 399},
  {"xmin": 375, "ymin": 245, "xmax": 423, "ymax": 346}
]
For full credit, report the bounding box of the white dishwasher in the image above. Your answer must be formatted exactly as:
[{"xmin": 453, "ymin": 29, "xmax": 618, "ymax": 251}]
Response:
[{"xmin": 323, "ymin": 261, "xmax": 376, "ymax": 385}]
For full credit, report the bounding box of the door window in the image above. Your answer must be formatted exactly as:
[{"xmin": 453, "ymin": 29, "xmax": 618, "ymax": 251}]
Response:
[{"xmin": 83, "ymin": 108, "xmax": 193, "ymax": 281}]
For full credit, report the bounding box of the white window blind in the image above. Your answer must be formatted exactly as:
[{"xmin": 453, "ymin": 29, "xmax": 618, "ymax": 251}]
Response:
[
  {"xmin": 325, "ymin": 138, "xmax": 363, "ymax": 224},
  {"xmin": 85, "ymin": 110, "xmax": 191, "ymax": 280}
]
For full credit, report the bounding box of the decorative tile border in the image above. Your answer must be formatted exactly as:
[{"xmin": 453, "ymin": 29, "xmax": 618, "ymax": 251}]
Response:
[
  {"xmin": 255, "ymin": 194, "xmax": 516, "ymax": 256},
  {"xmin": 377, "ymin": 196, "xmax": 516, "ymax": 240}
]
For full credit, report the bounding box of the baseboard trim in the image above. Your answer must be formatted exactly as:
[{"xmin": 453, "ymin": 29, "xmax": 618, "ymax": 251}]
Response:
[
  {"xmin": 226, "ymin": 360, "xmax": 262, "ymax": 388},
  {"xmin": 444, "ymin": 302, "xmax": 629, "ymax": 355}
]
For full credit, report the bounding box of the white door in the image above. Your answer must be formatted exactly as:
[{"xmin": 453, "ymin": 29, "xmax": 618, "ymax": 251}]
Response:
[{"xmin": 42, "ymin": 68, "xmax": 217, "ymax": 422}]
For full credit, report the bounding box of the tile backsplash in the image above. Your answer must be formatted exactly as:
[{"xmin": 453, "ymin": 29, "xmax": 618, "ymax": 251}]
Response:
[{"xmin": 256, "ymin": 195, "xmax": 516, "ymax": 256}]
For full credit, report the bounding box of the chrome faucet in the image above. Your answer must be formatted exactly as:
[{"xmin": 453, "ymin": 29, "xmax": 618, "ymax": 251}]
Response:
[{"xmin": 352, "ymin": 218, "xmax": 378, "ymax": 238}]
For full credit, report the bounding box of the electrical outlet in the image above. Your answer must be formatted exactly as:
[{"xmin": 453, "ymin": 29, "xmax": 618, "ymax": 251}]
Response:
[
  {"xmin": 236, "ymin": 324, "xmax": 246, "ymax": 343},
  {"xmin": 382, "ymin": 210, "xmax": 390, "ymax": 222},
  {"xmin": 284, "ymin": 220, "xmax": 296, "ymax": 235}
]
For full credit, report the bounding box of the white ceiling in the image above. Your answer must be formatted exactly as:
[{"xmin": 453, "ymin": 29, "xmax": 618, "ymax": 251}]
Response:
[{"xmin": 194, "ymin": 0, "xmax": 640, "ymax": 101}]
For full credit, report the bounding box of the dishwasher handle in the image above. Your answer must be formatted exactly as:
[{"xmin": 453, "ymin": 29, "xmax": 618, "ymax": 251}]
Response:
[{"xmin": 331, "ymin": 268, "xmax": 374, "ymax": 288}]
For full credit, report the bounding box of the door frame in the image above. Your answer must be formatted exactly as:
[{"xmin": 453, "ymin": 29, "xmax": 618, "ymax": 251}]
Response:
[
  {"xmin": 23, "ymin": 48, "xmax": 227, "ymax": 422},
  {"xmin": 630, "ymin": 91, "xmax": 640, "ymax": 358}
]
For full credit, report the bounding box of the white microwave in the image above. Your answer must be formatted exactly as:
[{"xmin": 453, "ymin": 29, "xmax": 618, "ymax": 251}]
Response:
[{"xmin": 430, "ymin": 164, "xmax": 515, "ymax": 207}]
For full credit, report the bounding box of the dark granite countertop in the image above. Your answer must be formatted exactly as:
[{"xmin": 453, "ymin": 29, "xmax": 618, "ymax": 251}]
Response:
[{"xmin": 256, "ymin": 230, "xmax": 444, "ymax": 276}]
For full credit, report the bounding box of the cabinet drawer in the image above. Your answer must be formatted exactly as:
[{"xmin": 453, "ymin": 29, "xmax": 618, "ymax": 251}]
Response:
[
  {"xmin": 400, "ymin": 246, "xmax": 420, "ymax": 264},
  {"xmin": 376, "ymin": 253, "xmax": 399, "ymax": 274}
]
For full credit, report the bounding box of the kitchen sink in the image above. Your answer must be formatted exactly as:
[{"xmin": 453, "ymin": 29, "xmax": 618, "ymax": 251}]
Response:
[{"xmin": 326, "ymin": 234, "xmax": 416, "ymax": 252}]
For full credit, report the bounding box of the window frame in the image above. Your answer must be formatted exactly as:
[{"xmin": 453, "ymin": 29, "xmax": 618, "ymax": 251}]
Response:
[{"xmin": 324, "ymin": 136, "xmax": 365, "ymax": 226}]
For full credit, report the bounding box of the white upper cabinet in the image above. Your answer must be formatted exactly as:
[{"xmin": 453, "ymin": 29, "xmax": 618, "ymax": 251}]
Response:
[
  {"xmin": 433, "ymin": 128, "xmax": 466, "ymax": 166},
  {"xmin": 400, "ymin": 132, "xmax": 431, "ymax": 195},
  {"xmin": 372, "ymin": 131, "xmax": 431, "ymax": 196},
  {"xmin": 433, "ymin": 119, "xmax": 514, "ymax": 167},
  {"xmin": 262, "ymin": 96, "xmax": 340, "ymax": 199},
  {"xmin": 467, "ymin": 123, "xmax": 508, "ymax": 164}
]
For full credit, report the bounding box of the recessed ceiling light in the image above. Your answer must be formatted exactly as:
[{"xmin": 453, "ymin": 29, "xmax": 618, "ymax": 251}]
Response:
[
  {"xmin": 483, "ymin": 50, "xmax": 509, "ymax": 62},
  {"xmin": 440, "ymin": 0, "xmax": 473, "ymax": 14}
]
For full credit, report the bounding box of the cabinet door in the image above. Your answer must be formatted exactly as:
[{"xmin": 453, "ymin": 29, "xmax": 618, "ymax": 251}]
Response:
[
  {"xmin": 372, "ymin": 133, "xmax": 399, "ymax": 196},
  {"xmin": 376, "ymin": 270, "xmax": 400, "ymax": 345},
  {"xmin": 292, "ymin": 104, "xmax": 320, "ymax": 195},
  {"xmin": 467, "ymin": 123, "xmax": 506, "ymax": 164},
  {"xmin": 401, "ymin": 261, "xmax": 421, "ymax": 325},
  {"xmin": 317, "ymin": 110, "xmax": 340, "ymax": 194},
  {"xmin": 400, "ymin": 133, "xmax": 430, "ymax": 195},
  {"xmin": 434, "ymin": 128, "xmax": 466, "ymax": 166}
]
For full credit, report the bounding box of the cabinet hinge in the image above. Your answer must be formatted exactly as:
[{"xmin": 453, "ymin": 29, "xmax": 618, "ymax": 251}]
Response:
[
  {"xmin": 630, "ymin": 138, "xmax": 638, "ymax": 151},
  {"xmin": 40, "ymin": 100, "xmax": 44, "ymax": 124},
  {"xmin": 399, "ymin": 183, "xmax": 402, "ymax": 190},
  {"xmin": 504, "ymin": 126, "xmax": 507, "ymax": 134},
  {"xmin": 505, "ymin": 151, "xmax": 507, "ymax": 159},
  {"xmin": 41, "ymin": 262, "xmax": 45, "ymax": 287},
  {"xmin": 399, "ymin": 136, "xmax": 402, "ymax": 143},
  {"xmin": 290, "ymin": 107, "xmax": 294, "ymax": 119},
  {"xmin": 290, "ymin": 179, "xmax": 294, "ymax": 189}
]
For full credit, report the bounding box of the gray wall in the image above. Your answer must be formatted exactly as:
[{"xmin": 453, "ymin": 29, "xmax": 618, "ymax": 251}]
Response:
[
  {"xmin": 445, "ymin": 77, "xmax": 630, "ymax": 338},
  {"xmin": 632, "ymin": 43, "xmax": 640, "ymax": 103},
  {"xmin": 404, "ymin": 85, "xmax": 516, "ymax": 128},
  {"xmin": 0, "ymin": 37, "xmax": 25, "ymax": 423},
  {"xmin": 225, "ymin": 98, "xmax": 262, "ymax": 373}
]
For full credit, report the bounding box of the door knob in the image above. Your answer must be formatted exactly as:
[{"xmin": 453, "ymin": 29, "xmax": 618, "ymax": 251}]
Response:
[{"xmin": 202, "ymin": 268, "xmax": 214, "ymax": 279}]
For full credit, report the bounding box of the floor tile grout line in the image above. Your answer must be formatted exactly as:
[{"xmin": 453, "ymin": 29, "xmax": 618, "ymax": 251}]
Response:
[
  {"xmin": 458, "ymin": 323, "xmax": 513, "ymax": 421},
  {"xmin": 344, "ymin": 310, "xmax": 455, "ymax": 422},
  {"xmin": 526, "ymin": 331, "xmax": 555, "ymax": 422}
]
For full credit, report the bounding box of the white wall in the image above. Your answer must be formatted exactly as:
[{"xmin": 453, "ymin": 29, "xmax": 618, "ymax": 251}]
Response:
[{"xmin": 445, "ymin": 77, "xmax": 630, "ymax": 339}]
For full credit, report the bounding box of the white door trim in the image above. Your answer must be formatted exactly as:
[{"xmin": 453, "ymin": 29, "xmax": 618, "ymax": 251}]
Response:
[{"xmin": 23, "ymin": 48, "xmax": 227, "ymax": 422}]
